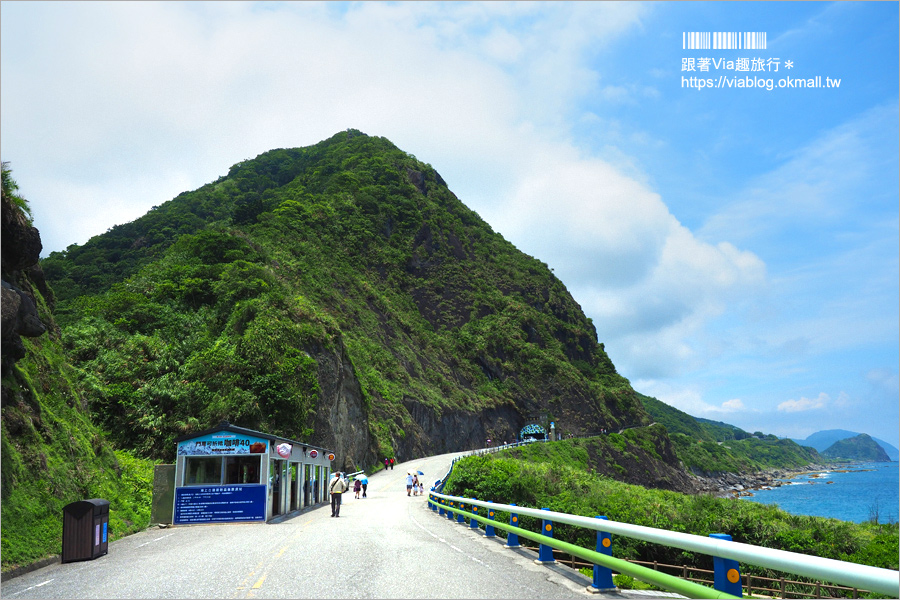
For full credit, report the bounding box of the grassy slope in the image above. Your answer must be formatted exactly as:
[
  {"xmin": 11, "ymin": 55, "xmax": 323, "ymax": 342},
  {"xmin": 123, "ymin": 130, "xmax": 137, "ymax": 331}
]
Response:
[
  {"xmin": 639, "ymin": 392, "xmax": 822, "ymax": 474},
  {"xmin": 1, "ymin": 283, "xmax": 155, "ymax": 573},
  {"xmin": 443, "ymin": 442, "xmax": 899, "ymax": 583}
]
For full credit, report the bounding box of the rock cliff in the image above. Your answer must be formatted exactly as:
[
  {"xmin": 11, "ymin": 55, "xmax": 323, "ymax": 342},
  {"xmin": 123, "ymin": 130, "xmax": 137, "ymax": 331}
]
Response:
[{"xmin": 1, "ymin": 185, "xmax": 50, "ymax": 373}]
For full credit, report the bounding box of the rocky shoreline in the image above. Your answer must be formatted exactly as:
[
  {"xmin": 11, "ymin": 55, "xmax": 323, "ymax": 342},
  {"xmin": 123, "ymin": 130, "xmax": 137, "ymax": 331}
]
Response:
[{"xmin": 692, "ymin": 464, "xmax": 831, "ymax": 497}]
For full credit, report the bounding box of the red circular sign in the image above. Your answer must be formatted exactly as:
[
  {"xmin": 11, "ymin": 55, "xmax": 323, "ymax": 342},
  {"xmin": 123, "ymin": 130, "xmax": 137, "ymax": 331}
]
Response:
[
  {"xmin": 309, "ymin": 449, "xmax": 318, "ymax": 458},
  {"xmin": 328, "ymin": 453, "xmax": 335, "ymax": 461}
]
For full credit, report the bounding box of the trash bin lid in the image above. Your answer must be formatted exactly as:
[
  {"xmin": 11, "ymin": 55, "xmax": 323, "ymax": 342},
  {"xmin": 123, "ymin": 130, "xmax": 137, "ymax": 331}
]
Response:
[{"xmin": 63, "ymin": 498, "xmax": 110, "ymax": 517}]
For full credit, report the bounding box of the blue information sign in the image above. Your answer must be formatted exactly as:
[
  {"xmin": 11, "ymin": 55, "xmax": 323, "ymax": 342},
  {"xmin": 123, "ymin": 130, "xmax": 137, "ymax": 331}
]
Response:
[{"xmin": 174, "ymin": 484, "xmax": 267, "ymax": 524}]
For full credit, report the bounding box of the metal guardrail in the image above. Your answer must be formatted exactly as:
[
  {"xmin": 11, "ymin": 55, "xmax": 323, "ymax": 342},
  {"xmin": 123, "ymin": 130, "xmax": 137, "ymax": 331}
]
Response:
[{"xmin": 427, "ymin": 491, "xmax": 900, "ymax": 599}]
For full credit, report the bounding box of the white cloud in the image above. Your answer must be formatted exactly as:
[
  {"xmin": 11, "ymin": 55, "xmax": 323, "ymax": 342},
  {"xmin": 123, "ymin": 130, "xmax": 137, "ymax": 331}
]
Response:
[
  {"xmin": 720, "ymin": 398, "xmax": 746, "ymax": 412},
  {"xmin": 777, "ymin": 393, "xmax": 829, "ymax": 413},
  {"xmin": 636, "ymin": 381, "xmax": 752, "ymax": 418},
  {"xmin": 485, "ymin": 144, "xmax": 767, "ymax": 379}
]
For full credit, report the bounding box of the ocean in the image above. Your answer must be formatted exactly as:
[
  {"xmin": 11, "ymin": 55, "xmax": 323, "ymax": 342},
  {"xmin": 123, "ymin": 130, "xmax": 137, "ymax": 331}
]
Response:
[{"xmin": 742, "ymin": 461, "xmax": 899, "ymax": 524}]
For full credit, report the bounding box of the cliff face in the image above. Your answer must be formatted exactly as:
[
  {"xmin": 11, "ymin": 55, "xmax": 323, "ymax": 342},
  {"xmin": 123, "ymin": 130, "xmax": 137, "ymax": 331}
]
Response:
[
  {"xmin": 309, "ymin": 338, "xmax": 373, "ymax": 471},
  {"xmin": 1, "ymin": 190, "xmax": 49, "ymax": 372}
]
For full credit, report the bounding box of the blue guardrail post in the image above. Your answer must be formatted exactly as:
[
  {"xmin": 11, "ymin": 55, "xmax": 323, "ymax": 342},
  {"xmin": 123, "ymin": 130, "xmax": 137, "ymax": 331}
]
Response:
[
  {"xmin": 457, "ymin": 501, "xmax": 466, "ymax": 524},
  {"xmin": 710, "ymin": 533, "xmax": 743, "ymax": 597},
  {"xmin": 536, "ymin": 508, "xmax": 556, "ymax": 564},
  {"xmin": 448, "ymin": 501, "xmax": 455, "ymax": 520},
  {"xmin": 437, "ymin": 497, "xmax": 444, "ymax": 516},
  {"xmin": 591, "ymin": 516, "xmax": 616, "ymax": 591},
  {"xmin": 470, "ymin": 499, "xmax": 480, "ymax": 529},
  {"xmin": 485, "ymin": 506, "xmax": 496, "ymax": 537},
  {"xmin": 505, "ymin": 503, "xmax": 520, "ymax": 548}
]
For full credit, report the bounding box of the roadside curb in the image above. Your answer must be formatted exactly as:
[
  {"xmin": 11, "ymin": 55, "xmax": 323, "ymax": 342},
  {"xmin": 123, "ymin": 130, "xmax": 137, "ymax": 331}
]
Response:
[{"xmin": 1, "ymin": 555, "xmax": 60, "ymax": 582}]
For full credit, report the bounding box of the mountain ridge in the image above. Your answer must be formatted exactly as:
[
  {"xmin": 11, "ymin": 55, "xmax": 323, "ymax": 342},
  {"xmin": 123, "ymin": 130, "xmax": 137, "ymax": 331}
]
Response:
[
  {"xmin": 792, "ymin": 429, "xmax": 898, "ymax": 461},
  {"xmin": 821, "ymin": 433, "xmax": 893, "ymax": 462},
  {"xmin": 39, "ymin": 130, "xmax": 647, "ymax": 470}
]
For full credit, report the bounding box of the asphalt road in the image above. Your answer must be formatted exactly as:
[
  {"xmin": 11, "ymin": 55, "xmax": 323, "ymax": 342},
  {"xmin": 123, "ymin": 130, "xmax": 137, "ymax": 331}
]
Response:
[{"xmin": 2, "ymin": 451, "xmax": 632, "ymax": 599}]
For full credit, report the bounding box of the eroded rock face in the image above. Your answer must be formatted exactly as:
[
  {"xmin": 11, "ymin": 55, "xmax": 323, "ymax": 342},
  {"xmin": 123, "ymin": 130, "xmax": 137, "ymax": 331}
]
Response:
[
  {"xmin": 310, "ymin": 338, "xmax": 376, "ymax": 472},
  {"xmin": 1, "ymin": 282, "xmax": 46, "ymax": 362},
  {"xmin": 1, "ymin": 193, "xmax": 48, "ymax": 373},
  {"xmin": 398, "ymin": 399, "xmax": 522, "ymax": 458},
  {"xmin": 1, "ymin": 195, "xmax": 42, "ymax": 274}
]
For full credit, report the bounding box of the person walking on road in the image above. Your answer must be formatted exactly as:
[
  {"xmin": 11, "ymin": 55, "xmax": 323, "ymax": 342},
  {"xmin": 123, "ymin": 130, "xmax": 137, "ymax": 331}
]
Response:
[
  {"xmin": 329, "ymin": 471, "xmax": 348, "ymax": 517},
  {"xmin": 353, "ymin": 477, "xmax": 362, "ymax": 499},
  {"xmin": 384, "ymin": 458, "xmax": 389, "ymax": 471},
  {"xmin": 406, "ymin": 472, "xmax": 414, "ymax": 496},
  {"xmin": 390, "ymin": 458, "xmax": 394, "ymax": 470}
]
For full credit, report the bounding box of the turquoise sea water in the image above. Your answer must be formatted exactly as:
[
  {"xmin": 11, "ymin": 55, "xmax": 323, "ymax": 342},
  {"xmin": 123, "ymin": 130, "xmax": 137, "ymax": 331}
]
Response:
[{"xmin": 742, "ymin": 461, "xmax": 899, "ymax": 523}]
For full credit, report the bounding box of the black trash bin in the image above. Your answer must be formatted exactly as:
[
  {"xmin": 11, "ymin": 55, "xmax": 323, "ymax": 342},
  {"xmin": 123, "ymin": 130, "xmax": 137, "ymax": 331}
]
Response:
[{"xmin": 62, "ymin": 499, "xmax": 110, "ymax": 563}]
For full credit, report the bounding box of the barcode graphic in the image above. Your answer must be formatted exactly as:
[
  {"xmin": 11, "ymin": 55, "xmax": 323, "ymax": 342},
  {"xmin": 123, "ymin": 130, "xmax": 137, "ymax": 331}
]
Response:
[{"xmin": 683, "ymin": 31, "xmax": 767, "ymax": 50}]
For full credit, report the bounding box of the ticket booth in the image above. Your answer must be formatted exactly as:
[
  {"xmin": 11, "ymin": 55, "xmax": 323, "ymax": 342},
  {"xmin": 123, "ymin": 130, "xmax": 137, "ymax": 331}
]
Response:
[{"xmin": 172, "ymin": 421, "xmax": 334, "ymax": 524}]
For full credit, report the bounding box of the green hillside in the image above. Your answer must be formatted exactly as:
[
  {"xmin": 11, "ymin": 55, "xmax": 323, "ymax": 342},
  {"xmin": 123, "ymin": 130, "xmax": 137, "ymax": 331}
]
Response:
[
  {"xmin": 639, "ymin": 392, "xmax": 821, "ymax": 474},
  {"xmin": 40, "ymin": 130, "xmax": 645, "ymax": 469},
  {"xmin": 823, "ymin": 434, "xmax": 892, "ymax": 462},
  {"xmin": 2, "ymin": 131, "xmax": 828, "ymax": 573},
  {"xmin": 443, "ymin": 443, "xmax": 899, "ymax": 584},
  {"xmin": 2, "ymin": 164, "xmax": 154, "ymax": 572}
]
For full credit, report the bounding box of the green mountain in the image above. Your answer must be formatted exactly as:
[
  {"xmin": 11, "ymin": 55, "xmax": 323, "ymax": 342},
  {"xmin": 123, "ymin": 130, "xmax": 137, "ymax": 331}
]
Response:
[
  {"xmin": 638, "ymin": 392, "xmax": 821, "ymax": 474},
  {"xmin": 639, "ymin": 393, "xmax": 754, "ymax": 442},
  {"xmin": 822, "ymin": 434, "xmax": 892, "ymax": 462},
  {"xmin": 793, "ymin": 430, "xmax": 899, "ymax": 461},
  {"xmin": 39, "ymin": 130, "xmax": 647, "ymax": 470},
  {"xmin": 1, "ymin": 132, "xmax": 830, "ymax": 572}
]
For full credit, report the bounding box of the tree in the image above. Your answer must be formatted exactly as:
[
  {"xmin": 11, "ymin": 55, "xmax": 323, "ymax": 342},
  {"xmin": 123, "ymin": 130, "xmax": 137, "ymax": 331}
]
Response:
[{"xmin": 1, "ymin": 161, "xmax": 33, "ymax": 223}]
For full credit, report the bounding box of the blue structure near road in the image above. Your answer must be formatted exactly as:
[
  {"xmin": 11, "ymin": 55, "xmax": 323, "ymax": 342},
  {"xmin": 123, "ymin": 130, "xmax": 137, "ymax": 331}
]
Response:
[
  {"xmin": 173, "ymin": 421, "xmax": 335, "ymax": 524},
  {"xmin": 519, "ymin": 423, "xmax": 547, "ymax": 441}
]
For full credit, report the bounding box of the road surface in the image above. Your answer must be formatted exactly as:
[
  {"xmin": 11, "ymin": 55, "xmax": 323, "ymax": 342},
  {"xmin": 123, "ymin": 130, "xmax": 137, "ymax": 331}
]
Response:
[{"xmin": 4, "ymin": 452, "xmax": 677, "ymax": 599}]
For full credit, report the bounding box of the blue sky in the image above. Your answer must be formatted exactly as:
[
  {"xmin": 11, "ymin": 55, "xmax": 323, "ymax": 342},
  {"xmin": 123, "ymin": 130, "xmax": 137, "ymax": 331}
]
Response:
[{"xmin": 2, "ymin": 2, "xmax": 897, "ymax": 447}]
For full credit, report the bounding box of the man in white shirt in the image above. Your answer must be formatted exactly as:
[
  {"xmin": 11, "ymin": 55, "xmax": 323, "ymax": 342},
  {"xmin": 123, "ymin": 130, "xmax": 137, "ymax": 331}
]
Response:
[{"xmin": 329, "ymin": 471, "xmax": 348, "ymax": 517}]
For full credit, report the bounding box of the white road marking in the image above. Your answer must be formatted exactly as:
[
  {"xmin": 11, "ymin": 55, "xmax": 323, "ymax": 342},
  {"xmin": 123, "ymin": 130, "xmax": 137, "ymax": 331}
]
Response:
[
  {"xmin": 137, "ymin": 532, "xmax": 175, "ymax": 547},
  {"xmin": 6, "ymin": 578, "xmax": 55, "ymax": 597}
]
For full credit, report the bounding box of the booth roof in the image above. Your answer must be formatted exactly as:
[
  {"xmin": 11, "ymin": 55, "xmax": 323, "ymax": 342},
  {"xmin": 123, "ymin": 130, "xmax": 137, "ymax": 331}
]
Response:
[{"xmin": 173, "ymin": 421, "xmax": 333, "ymax": 455}]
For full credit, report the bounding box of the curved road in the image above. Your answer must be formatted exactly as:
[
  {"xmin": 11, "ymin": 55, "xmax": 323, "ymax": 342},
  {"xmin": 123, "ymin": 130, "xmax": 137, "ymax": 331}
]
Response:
[{"xmin": 1, "ymin": 452, "xmax": 622, "ymax": 599}]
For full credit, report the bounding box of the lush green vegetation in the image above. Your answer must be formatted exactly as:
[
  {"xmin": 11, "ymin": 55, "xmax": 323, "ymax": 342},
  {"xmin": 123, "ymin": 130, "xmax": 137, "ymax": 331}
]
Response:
[
  {"xmin": 1, "ymin": 250, "xmax": 155, "ymax": 572},
  {"xmin": 2, "ymin": 161, "xmax": 33, "ymax": 224},
  {"xmin": 668, "ymin": 434, "xmax": 821, "ymax": 474},
  {"xmin": 822, "ymin": 434, "xmax": 891, "ymax": 462},
  {"xmin": 442, "ymin": 444, "xmax": 899, "ymax": 595},
  {"xmin": 4, "ymin": 133, "xmax": 652, "ymax": 572},
  {"xmin": 3, "ymin": 131, "xmax": 833, "ymax": 575},
  {"xmin": 640, "ymin": 393, "xmax": 822, "ymax": 474},
  {"xmin": 640, "ymin": 393, "xmax": 756, "ymax": 442},
  {"xmin": 41, "ymin": 130, "xmax": 642, "ymax": 465}
]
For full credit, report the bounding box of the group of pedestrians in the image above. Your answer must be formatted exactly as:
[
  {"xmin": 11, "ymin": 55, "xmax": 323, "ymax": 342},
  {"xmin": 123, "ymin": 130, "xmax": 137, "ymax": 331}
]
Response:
[
  {"xmin": 353, "ymin": 476, "xmax": 368, "ymax": 499},
  {"xmin": 329, "ymin": 458, "xmax": 427, "ymax": 518},
  {"xmin": 405, "ymin": 472, "xmax": 424, "ymax": 496}
]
